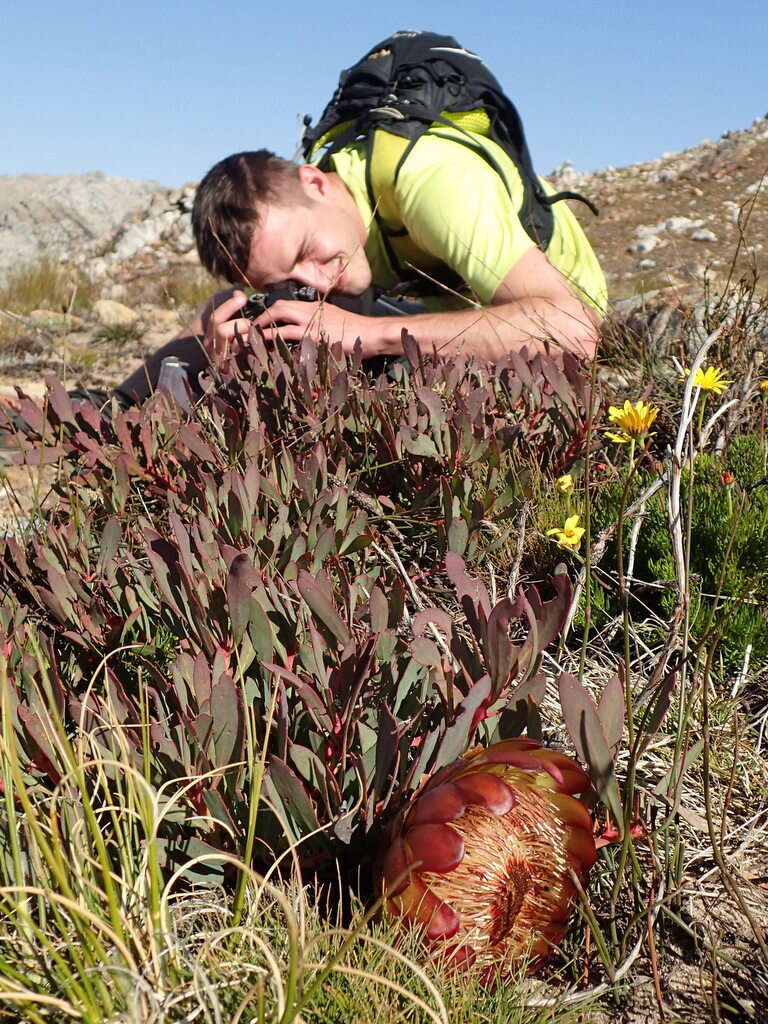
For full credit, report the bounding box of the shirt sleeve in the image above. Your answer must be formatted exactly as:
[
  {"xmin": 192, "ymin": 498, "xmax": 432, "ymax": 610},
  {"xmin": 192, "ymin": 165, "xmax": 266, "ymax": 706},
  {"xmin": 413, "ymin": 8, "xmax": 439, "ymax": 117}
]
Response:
[{"xmin": 392, "ymin": 132, "xmax": 535, "ymax": 305}]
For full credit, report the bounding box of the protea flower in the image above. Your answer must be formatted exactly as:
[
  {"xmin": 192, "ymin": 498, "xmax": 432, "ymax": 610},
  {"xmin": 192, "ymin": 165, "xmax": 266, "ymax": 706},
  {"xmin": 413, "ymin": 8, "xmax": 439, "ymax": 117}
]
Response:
[{"xmin": 379, "ymin": 738, "xmax": 596, "ymax": 976}]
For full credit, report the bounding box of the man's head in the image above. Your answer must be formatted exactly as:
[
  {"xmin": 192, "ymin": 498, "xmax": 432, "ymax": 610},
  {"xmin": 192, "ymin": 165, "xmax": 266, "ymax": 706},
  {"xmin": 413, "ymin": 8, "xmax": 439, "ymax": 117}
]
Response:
[{"xmin": 192, "ymin": 150, "xmax": 372, "ymax": 296}]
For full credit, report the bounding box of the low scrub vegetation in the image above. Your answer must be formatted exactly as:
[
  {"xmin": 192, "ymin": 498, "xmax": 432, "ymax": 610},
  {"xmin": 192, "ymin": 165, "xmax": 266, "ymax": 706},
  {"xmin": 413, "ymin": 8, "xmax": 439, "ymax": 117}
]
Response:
[{"xmin": 0, "ymin": 270, "xmax": 766, "ymax": 1022}]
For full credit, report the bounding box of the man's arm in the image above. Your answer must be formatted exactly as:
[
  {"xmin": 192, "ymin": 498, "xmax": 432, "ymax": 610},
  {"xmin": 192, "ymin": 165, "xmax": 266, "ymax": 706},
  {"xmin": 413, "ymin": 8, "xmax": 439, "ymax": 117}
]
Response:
[
  {"xmin": 255, "ymin": 246, "xmax": 599, "ymax": 363},
  {"xmin": 363, "ymin": 246, "xmax": 599, "ymax": 361}
]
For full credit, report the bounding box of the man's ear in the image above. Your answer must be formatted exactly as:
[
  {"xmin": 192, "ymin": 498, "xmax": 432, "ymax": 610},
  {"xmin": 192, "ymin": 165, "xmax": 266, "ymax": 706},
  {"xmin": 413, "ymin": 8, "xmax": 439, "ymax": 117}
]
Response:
[{"xmin": 296, "ymin": 164, "xmax": 329, "ymax": 201}]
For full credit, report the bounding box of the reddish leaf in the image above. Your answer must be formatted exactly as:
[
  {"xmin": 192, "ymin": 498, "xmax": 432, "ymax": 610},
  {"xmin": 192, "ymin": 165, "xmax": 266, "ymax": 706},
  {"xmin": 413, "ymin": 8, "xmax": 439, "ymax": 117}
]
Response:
[
  {"xmin": 373, "ymin": 703, "xmax": 400, "ymax": 806},
  {"xmin": 410, "ymin": 637, "xmax": 442, "ymax": 668},
  {"xmin": 485, "ymin": 597, "xmax": 521, "ymax": 695},
  {"xmin": 597, "ymin": 675, "xmax": 624, "ymax": 754},
  {"xmin": 226, "ymin": 553, "xmax": 253, "ymax": 644},
  {"xmin": 638, "ymin": 672, "xmax": 676, "ymax": 753},
  {"xmin": 297, "ymin": 570, "xmax": 350, "ymax": 647},
  {"xmin": 558, "ymin": 673, "xmax": 622, "ymax": 823},
  {"xmin": 445, "ymin": 553, "xmax": 491, "ymax": 620},
  {"xmin": 369, "ymin": 584, "xmax": 389, "ymax": 634}
]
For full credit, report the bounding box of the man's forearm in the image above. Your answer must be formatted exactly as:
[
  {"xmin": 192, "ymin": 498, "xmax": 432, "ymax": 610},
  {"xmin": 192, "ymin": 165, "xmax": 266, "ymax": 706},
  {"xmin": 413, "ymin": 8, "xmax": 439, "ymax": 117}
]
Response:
[{"xmin": 370, "ymin": 296, "xmax": 599, "ymax": 363}]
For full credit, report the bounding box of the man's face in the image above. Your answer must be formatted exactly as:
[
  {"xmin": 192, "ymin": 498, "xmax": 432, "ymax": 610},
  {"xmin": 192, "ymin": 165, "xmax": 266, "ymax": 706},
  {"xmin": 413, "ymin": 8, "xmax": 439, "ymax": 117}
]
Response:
[{"xmin": 245, "ymin": 167, "xmax": 372, "ymax": 297}]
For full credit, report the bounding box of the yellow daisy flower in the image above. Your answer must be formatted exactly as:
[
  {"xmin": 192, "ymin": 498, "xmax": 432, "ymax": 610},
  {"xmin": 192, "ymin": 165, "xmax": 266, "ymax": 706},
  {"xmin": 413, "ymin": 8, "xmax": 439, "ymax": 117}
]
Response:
[
  {"xmin": 556, "ymin": 473, "xmax": 574, "ymax": 494},
  {"xmin": 605, "ymin": 399, "xmax": 659, "ymax": 444},
  {"xmin": 682, "ymin": 366, "xmax": 732, "ymax": 395},
  {"xmin": 758, "ymin": 380, "xmax": 768, "ymax": 392},
  {"xmin": 546, "ymin": 514, "xmax": 585, "ymax": 549}
]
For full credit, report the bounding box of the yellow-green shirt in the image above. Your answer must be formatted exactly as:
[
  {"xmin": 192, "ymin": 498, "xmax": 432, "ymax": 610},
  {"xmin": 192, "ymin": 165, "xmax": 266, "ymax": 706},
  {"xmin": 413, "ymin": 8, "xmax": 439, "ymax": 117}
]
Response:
[{"xmin": 330, "ymin": 126, "xmax": 607, "ymax": 315}]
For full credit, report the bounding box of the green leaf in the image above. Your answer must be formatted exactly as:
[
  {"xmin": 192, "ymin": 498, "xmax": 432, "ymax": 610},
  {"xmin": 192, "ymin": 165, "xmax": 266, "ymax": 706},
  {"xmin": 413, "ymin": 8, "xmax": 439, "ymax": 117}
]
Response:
[
  {"xmin": 288, "ymin": 743, "xmax": 325, "ymax": 790},
  {"xmin": 97, "ymin": 518, "xmax": 122, "ymax": 575},
  {"xmin": 400, "ymin": 429, "xmax": 440, "ymax": 459},
  {"xmin": 447, "ymin": 516, "xmax": 468, "ymax": 556},
  {"xmin": 152, "ymin": 837, "xmax": 227, "ymax": 888},
  {"xmin": 265, "ymin": 757, "xmax": 322, "ymax": 837},
  {"xmin": 247, "ymin": 597, "xmax": 276, "ymax": 665},
  {"xmin": 208, "ymin": 672, "xmax": 241, "ymax": 766},
  {"xmin": 415, "ymin": 386, "xmax": 446, "ymax": 421},
  {"xmin": 436, "ymin": 674, "xmax": 492, "ymax": 769}
]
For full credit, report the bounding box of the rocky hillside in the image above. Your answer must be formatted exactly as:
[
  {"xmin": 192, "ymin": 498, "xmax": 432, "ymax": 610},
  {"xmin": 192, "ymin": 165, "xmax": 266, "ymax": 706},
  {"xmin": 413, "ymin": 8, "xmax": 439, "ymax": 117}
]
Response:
[
  {"xmin": 2, "ymin": 116, "xmax": 767, "ymax": 302},
  {"xmin": 0, "ymin": 115, "xmax": 766, "ymax": 399},
  {"xmin": 549, "ymin": 116, "xmax": 768, "ymax": 300}
]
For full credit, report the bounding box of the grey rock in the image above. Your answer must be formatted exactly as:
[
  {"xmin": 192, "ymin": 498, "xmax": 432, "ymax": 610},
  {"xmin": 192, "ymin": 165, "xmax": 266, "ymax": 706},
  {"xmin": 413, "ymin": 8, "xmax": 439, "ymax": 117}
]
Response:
[
  {"xmin": 628, "ymin": 234, "xmax": 661, "ymax": 254},
  {"xmin": 681, "ymin": 260, "xmax": 707, "ymax": 280},
  {"xmin": 665, "ymin": 216, "xmax": 704, "ymax": 233},
  {"xmin": 691, "ymin": 229, "xmax": 717, "ymax": 242}
]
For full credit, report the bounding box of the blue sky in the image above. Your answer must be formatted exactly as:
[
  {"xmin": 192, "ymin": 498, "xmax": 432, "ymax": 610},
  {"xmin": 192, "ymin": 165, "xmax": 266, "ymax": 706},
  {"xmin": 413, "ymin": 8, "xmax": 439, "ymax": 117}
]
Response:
[{"xmin": 2, "ymin": 1, "xmax": 765, "ymax": 186}]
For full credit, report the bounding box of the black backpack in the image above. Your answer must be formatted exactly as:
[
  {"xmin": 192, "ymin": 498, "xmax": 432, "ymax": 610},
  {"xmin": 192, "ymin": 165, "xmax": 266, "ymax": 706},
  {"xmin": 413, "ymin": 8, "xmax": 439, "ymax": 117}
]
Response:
[{"xmin": 302, "ymin": 30, "xmax": 596, "ymax": 278}]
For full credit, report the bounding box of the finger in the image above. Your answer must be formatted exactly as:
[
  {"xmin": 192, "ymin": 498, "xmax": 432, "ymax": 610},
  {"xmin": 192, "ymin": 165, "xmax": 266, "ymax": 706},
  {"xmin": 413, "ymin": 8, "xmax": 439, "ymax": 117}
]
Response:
[
  {"xmin": 251, "ymin": 301, "xmax": 292, "ymax": 331},
  {"xmin": 209, "ymin": 317, "xmax": 252, "ymax": 347},
  {"xmin": 258, "ymin": 324, "xmax": 306, "ymax": 344},
  {"xmin": 255, "ymin": 300, "xmax": 323, "ymax": 329},
  {"xmin": 211, "ymin": 290, "xmax": 249, "ymax": 327}
]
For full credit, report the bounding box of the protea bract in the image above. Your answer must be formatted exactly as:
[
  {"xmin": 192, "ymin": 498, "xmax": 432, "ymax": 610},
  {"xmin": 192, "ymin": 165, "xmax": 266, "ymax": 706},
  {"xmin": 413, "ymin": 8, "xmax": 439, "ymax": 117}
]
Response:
[{"xmin": 379, "ymin": 738, "xmax": 596, "ymax": 976}]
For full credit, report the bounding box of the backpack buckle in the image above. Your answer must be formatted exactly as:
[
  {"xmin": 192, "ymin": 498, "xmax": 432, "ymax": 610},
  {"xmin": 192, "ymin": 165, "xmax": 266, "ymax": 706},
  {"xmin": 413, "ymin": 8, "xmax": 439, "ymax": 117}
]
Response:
[{"xmin": 369, "ymin": 105, "xmax": 406, "ymax": 122}]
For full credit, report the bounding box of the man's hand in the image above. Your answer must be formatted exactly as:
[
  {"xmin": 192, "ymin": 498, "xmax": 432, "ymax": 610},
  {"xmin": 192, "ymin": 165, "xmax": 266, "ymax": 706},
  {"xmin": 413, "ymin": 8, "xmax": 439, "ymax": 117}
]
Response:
[
  {"xmin": 251, "ymin": 300, "xmax": 374, "ymax": 353},
  {"xmin": 203, "ymin": 290, "xmax": 252, "ymax": 366}
]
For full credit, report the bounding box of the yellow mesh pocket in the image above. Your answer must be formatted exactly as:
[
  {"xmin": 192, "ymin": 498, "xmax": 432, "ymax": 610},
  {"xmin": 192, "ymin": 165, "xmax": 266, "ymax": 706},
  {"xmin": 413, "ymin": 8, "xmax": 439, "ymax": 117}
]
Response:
[
  {"xmin": 309, "ymin": 120, "xmax": 356, "ymax": 159},
  {"xmin": 435, "ymin": 109, "xmax": 492, "ymax": 135}
]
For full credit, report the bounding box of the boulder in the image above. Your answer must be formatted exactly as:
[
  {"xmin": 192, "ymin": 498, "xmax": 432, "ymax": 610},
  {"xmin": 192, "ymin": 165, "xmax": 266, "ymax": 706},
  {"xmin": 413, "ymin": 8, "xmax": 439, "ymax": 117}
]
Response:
[
  {"xmin": 93, "ymin": 299, "xmax": 139, "ymax": 326},
  {"xmin": 28, "ymin": 309, "xmax": 84, "ymax": 331}
]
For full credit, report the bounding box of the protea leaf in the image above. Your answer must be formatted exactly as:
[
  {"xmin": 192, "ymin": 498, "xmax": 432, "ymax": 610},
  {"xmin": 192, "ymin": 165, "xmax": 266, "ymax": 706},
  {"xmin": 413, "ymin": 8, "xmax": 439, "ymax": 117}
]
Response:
[{"xmin": 379, "ymin": 739, "xmax": 595, "ymax": 977}]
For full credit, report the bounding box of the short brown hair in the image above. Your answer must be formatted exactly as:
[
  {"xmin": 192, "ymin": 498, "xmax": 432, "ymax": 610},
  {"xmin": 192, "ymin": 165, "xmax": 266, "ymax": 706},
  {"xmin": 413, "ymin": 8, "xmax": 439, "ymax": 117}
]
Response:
[{"xmin": 191, "ymin": 150, "xmax": 302, "ymax": 282}]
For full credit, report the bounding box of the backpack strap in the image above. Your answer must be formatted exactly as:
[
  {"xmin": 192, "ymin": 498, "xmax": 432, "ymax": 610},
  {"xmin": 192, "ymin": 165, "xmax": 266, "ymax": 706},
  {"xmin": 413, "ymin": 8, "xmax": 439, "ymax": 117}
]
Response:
[
  {"xmin": 366, "ymin": 116, "xmax": 550, "ymax": 279},
  {"xmin": 542, "ymin": 189, "xmax": 600, "ymax": 217}
]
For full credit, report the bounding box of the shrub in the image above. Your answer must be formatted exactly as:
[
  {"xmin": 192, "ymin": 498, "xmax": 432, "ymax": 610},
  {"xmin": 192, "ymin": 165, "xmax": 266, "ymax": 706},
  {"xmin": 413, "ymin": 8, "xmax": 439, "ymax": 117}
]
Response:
[
  {"xmin": 587, "ymin": 434, "xmax": 768, "ymax": 675},
  {"xmin": 0, "ymin": 336, "xmax": 596, "ymax": 890}
]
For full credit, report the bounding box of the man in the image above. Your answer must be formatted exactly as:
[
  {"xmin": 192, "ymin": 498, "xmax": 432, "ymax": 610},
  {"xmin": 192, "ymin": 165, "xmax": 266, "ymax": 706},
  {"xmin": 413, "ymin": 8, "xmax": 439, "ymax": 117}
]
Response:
[{"xmin": 117, "ymin": 109, "xmax": 606, "ymax": 404}]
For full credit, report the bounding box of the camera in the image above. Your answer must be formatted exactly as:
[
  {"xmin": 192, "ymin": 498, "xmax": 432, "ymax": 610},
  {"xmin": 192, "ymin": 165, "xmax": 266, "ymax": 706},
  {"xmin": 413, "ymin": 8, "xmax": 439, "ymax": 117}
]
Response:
[{"xmin": 240, "ymin": 280, "xmax": 319, "ymax": 321}]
